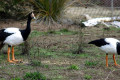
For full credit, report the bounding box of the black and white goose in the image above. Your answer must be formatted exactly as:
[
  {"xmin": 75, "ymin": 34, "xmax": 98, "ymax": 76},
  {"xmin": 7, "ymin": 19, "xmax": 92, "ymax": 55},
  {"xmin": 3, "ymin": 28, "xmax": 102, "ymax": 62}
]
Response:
[
  {"xmin": 0, "ymin": 12, "xmax": 36, "ymax": 63},
  {"xmin": 89, "ymin": 38, "xmax": 120, "ymax": 67}
]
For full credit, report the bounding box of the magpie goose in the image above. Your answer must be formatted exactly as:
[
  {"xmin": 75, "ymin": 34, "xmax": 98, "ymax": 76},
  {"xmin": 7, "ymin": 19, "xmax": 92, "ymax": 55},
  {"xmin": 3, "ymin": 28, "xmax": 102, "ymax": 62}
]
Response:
[
  {"xmin": 0, "ymin": 12, "xmax": 36, "ymax": 63},
  {"xmin": 89, "ymin": 38, "xmax": 120, "ymax": 67}
]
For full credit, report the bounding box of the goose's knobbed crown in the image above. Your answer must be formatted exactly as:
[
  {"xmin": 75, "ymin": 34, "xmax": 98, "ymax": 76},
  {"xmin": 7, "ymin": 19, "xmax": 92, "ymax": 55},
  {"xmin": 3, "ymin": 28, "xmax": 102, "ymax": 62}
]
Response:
[{"xmin": 28, "ymin": 12, "xmax": 36, "ymax": 20}]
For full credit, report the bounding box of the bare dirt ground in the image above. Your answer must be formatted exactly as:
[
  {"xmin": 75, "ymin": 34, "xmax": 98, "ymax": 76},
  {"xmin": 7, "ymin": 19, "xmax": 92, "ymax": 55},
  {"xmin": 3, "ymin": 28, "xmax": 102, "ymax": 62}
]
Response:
[
  {"xmin": 0, "ymin": 4, "xmax": 120, "ymax": 80},
  {"xmin": 0, "ymin": 19, "xmax": 120, "ymax": 80}
]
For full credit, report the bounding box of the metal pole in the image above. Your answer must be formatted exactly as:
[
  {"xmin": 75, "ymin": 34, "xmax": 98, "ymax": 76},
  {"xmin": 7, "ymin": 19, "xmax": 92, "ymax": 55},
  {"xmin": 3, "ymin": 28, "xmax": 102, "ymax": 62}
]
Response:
[{"xmin": 111, "ymin": 0, "xmax": 114, "ymax": 21}]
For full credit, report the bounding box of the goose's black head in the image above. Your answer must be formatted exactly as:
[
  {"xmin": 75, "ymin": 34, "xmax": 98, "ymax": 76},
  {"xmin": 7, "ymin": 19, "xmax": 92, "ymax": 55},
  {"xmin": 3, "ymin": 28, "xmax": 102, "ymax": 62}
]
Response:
[{"xmin": 28, "ymin": 12, "xmax": 36, "ymax": 20}]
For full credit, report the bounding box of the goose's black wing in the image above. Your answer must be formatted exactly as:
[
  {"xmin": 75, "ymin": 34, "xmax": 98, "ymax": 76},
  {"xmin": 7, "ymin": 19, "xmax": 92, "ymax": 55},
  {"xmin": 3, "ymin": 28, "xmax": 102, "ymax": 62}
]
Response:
[
  {"xmin": 0, "ymin": 29, "xmax": 13, "ymax": 50},
  {"xmin": 0, "ymin": 29, "xmax": 13, "ymax": 41},
  {"xmin": 88, "ymin": 38, "xmax": 109, "ymax": 47}
]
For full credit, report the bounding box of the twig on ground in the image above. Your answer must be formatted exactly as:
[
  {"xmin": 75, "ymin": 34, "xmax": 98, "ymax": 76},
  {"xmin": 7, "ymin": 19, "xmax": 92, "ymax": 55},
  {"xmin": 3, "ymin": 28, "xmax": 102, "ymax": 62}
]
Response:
[
  {"xmin": 105, "ymin": 69, "xmax": 120, "ymax": 80},
  {"xmin": 105, "ymin": 69, "xmax": 115, "ymax": 80}
]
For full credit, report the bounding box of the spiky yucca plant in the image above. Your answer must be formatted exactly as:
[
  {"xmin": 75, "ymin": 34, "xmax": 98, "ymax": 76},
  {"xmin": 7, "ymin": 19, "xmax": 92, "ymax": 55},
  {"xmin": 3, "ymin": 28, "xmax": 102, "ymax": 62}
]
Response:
[{"xmin": 29, "ymin": 0, "xmax": 68, "ymax": 23}]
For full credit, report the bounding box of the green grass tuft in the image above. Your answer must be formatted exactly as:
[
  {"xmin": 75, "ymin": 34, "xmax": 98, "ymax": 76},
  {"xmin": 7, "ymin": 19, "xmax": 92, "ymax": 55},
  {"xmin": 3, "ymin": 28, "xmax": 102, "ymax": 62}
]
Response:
[
  {"xmin": 30, "ymin": 60, "xmax": 49, "ymax": 68},
  {"xmin": 11, "ymin": 77, "xmax": 22, "ymax": 80},
  {"xmin": 23, "ymin": 72, "xmax": 47, "ymax": 80},
  {"xmin": 59, "ymin": 28, "xmax": 69, "ymax": 32},
  {"xmin": 30, "ymin": 60, "xmax": 42, "ymax": 66},
  {"xmin": 30, "ymin": 30, "xmax": 44, "ymax": 37},
  {"xmin": 30, "ymin": 30, "xmax": 78, "ymax": 37},
  {"xmin": 47, "ymin": 30, "xmax": 56, "ymax": 34},
  {"xmin": 84, "ymin": 75, "xmax": 92, "ymax": 80},
  {"xmin": 85, "ymin": 61, "xmax": 98, "ymax": 67},
  {"xmin": 68, "ymin": 64, "xmax": 79, "ymax": 70},
  {"xmin": 11, "ymin": 77, "xmax": 21, "ymax": 80}
]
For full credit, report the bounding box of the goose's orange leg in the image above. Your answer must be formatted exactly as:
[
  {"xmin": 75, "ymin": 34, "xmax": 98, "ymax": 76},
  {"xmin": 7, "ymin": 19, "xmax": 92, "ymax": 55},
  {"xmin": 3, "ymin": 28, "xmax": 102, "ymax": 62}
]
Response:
[
  {"xmin": 113, "ymin": 54, "xmax": 120, "ymax": 67},
  {"xmin": 7, "ymin": 47, "xmax": 14, "ymax": 63},
  {"xmin": 12, "ymin": 46, "xmax": 19, "ymax": 62},
  {"xmin": 106, "ymin": 54, "xmax": 108, "ymax": 67}
]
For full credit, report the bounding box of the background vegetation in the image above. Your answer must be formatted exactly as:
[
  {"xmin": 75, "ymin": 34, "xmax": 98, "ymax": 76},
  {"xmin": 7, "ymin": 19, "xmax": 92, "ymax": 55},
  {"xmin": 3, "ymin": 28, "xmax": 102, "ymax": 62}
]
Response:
[
  {"xmin": 0, "ymin": 0, "xmax": 120, "ymax": 80},
  {"xmin": 0, "ymin": 0, "xmax": 68, "ymax": 21}
]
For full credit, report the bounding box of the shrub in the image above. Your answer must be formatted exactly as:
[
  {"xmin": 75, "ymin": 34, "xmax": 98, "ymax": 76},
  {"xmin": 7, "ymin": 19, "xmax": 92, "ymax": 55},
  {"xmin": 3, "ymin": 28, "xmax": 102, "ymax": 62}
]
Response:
[
  {"xmin": 0, "ymin": 0, "xmax": 29, "ymax": 19},
  {"xmin": 29, "ymin": 0, "xmax": 68, "ymax": 23}
]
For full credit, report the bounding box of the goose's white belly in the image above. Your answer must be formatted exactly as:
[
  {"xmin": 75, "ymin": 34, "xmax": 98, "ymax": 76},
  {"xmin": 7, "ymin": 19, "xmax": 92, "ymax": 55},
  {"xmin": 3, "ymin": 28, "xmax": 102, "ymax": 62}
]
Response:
[
  {"xmin": 4, "ymin": 32, "xmax": 24, "ymax": 46},
  {"xmin": 100, "ymin": 44, "xmax": 117, "ymax": 54}
]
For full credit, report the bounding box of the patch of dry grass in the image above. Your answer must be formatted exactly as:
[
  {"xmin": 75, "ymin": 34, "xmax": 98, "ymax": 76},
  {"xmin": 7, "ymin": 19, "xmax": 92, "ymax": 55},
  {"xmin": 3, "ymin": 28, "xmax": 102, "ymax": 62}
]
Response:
[{"xmin": 0, "ymin": 20, "xmax": 120, "ymax": 80}]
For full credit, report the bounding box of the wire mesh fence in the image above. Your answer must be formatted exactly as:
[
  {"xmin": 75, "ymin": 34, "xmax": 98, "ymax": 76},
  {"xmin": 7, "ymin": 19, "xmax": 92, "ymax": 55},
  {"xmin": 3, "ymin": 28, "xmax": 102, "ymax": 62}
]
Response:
[
  {"xmin": 0, "ymin": 0, "xmax": 120, "ymax": 80},
  {"xmin": 64, "ymin": 0, "xmax": 120, "ymax": 20}
]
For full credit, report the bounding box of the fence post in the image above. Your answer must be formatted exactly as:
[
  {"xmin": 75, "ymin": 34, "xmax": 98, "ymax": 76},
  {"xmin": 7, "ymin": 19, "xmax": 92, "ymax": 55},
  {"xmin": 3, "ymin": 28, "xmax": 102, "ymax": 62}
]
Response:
[{"xmin": 111, "ymin": 0, "xmax": 114, "ymax": 21}]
